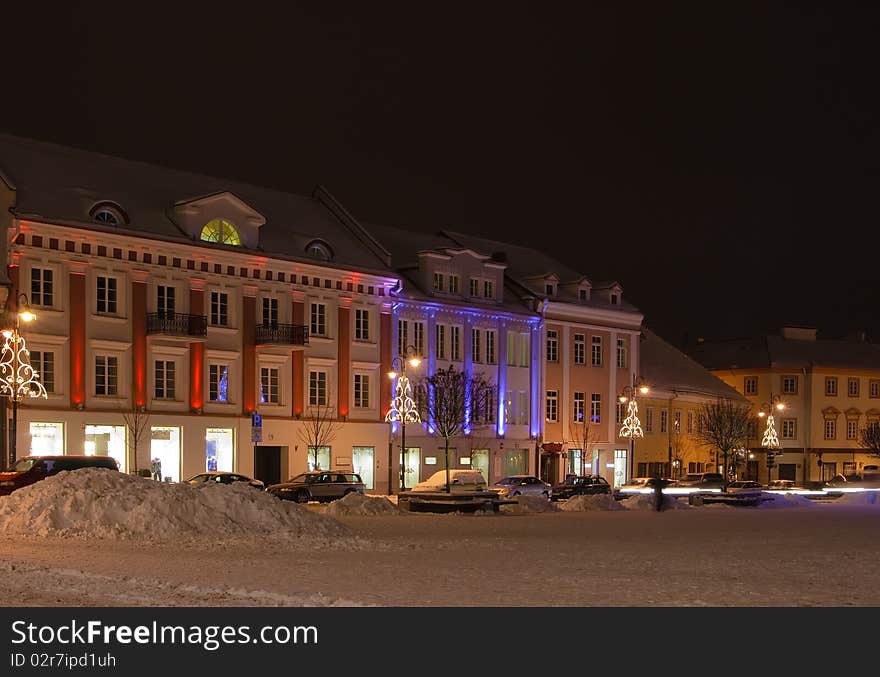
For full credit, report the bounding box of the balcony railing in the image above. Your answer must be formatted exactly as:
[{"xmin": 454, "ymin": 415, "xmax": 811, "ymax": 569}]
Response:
[
  {"xmin": 146, "ymin": 312, "xmax": 208, "ymax": 337},
  {"xmin": 255, "ymin": 323, "xmax": 309, "ymax": 346}
]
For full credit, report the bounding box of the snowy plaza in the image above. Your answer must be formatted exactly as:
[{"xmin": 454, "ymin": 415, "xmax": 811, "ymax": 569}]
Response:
[{"xmin": 0, "ymin": 470, "xmax": 879, "ymax": 607}]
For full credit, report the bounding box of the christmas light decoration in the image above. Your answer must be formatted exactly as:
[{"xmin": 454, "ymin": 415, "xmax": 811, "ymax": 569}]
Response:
[
  {"xmin": 385, "ymin": 373, "xmax": 421, "ymax": 426},
  {"xmin": 761, "ymin": 414, "xmax": 780, "ymax": 449},
  {"xmin": 0, "ymin": 329, "xmax": 47, "ymax": 401},
  {"xmin": 618, "ymin": 399, "xmax": 644, "ymax": 439}
]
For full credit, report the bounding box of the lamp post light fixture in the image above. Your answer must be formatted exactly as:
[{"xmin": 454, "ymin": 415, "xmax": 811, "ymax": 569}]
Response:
[
  {"xmin": 0, "ymin": 294, "xmax": 47, "ymax": 468},
  {"xmin": 385, "ymin": 347, "xmax": 421, "ymax": 492},
  {"xmin": 758, "ymin": 392, "xmax": 785, "ymax": 480},
  {"xmin": 618, "ymin": 377, "xmax": 649, "ymax": 482}
]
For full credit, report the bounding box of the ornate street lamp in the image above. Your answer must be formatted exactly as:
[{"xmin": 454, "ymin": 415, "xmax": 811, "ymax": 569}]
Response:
[
  {"xmin": 758, "ymin": 393, "xmax": 785, "ymax": 481},
  {"xmin": 618, "ymin": 376, "xmax": 649, "ymax": 482},
  {"xmin": 385, "ymin": 347, "xmax": 421, "ymax": 492},
  {"xmin": 0, "ymin": 294, "xmax": 47, "ymax": 467}
]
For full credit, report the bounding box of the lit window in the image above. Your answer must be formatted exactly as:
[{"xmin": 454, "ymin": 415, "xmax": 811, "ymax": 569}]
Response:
[{"xmin": 200, "ymin": 219, "xmax": 242, "ymax": 246}]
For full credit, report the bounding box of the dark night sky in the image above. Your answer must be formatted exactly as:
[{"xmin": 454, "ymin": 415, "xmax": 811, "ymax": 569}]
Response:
[{"xmin": 4, "ymin": 3, "xmax": 880, "ymax": 348}]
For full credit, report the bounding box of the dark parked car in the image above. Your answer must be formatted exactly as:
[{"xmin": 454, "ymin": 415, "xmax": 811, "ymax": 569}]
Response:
[
  {"xmin": 0, "ymin": 455, "xmax": 119, "ymax": 496},
  {"xmin": 267, "ymin": 471, "xmax": 365, "ymax": 503},
  {"xmin": 676, "ymin": 472, "xmax": 725, "ymax": 489},
  {"xmin": 551, "ymin": 475, "xmax": 611, "ymax": 500},
  {"xmin": 184, "ymin": 471, "xmax": 265, "ymax": 490}
]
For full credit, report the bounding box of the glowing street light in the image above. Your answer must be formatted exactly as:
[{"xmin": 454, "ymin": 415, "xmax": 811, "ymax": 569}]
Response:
[
  {"xmin": 618, "ymin": 376, "xmax": 649, "ymax": 483},
  {"xmin": 758, "ymin": 393, "xmax": 785, "ymax": 479}
]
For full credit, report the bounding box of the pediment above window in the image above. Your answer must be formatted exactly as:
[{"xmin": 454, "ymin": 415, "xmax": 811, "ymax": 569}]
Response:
[{"xmin": 172, "ymin": 191, "xmax": 265, "ymax": 248}]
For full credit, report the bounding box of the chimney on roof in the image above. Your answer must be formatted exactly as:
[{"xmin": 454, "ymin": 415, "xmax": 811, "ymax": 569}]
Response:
[
  {"xmin": 491, "ymin": 251, "xmax": 507, "ymax": 263},
  {"xmin": 781, "ymin": 326, "xmax": 817, "ymax": 341}
]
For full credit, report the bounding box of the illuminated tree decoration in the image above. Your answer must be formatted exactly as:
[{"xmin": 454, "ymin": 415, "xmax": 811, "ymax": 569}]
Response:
[
  {"xmin": 761, "ymin": 414, "xmax": 780, "ymax": 449},
  {"xmin": 0, "ymin": 330, "xmax": 48, "ymax": 402},
  {"xmin": 385, "ymin": 374, "xmax": 421, "ymax": 425},
  {"xmin": 618, "ymin": 399, "xmax": 644, "ymax": 439}
]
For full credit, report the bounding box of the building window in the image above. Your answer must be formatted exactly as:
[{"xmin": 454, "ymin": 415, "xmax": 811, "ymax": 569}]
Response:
[
  {"xmin": 645, "ymin": 407, "xmax": 654, "ymax": 433},
  {"xmin": 591, "ymin": 336, "xmax": 602, "ymax": 367},
  {"xmin": 448, "ymin": 275, "xmax": 460, "ymax": 294},
  {"xmin": 782, "ymin": 418, "xmax": 796, "ymax": 439},
  {"xmin": 309, "ymin": 371, "xmax": 327, "ymax": 406},
  {"xmin": 96, "ymin": 276, "xmax": 118, "ymax": 314},
  {"xmin": 260, "ymin": 367, "xmax": 279, "ymax": 404},
  {"xmin": 744, "ymin": 376, "xmax": 758, "ymax": 396},
  {"xmin": 398, "ymin": 320, "xmax": 408, "ymax": 356},
  {"xmin": 546, "ymin": 330, "xmax": 558, "ymax": 363},
  {"xmin": 91, "ymin": 204, "xmax": 124, "ymax": 225},
  {"xmin": 781, "ymin": 375, "xmax": 798, "ymax": 394},
  {"xmin": 210, "ymin": 292, "xmax": 228, "ymax": 326},
  {"xmin": 262, "ymin": 297, "xmax": 279, "ymax": 326},
  {"xmin": 617, "ymin": 338, "xmax": 627, "ymax": 369},
  {"xmin": 673, "ymin": 410, "xmax": 682, "ymax": 431},
  {"xmin": 545, "ymin": 283, "xmax": 555, "ymax": 296},
  {"xmin": 305, "ymin": 239, "xmax": 332, "ymax": 260},
  {"xmin": 610, "ymin": 294, "xmax": 619, "ymax": 305},
  {"xmin": 518, "ymin": 391, "xmax": 528, "ymax": 425},
  {"xmin": 590, "ymin": 394, "xmax": 601, "ymax": 423},
  {"xmin": 472, "ymin": 328, "xmax": 482, "ymax": 363},
  {"xmin": 847, "ymin": 419, "xmax": 858, "ymax": 440},
  {"xmin": 30, "ymin": 351, "xmax": 54, "ymax": 394},
  {"xmin": 660, "ymin": 409, "xmax": 668, "ymax": 434},
  {"xmin": 484, "ymin": 280, "xmax": 495, "ymax": 299},
  {"xmin": 29, "ymin": 422, "xmax": 65, "ymax": 456},
  {"xmin": 687, "ymin": 411, "xmax": 694, "ymax": 434},
  {"xmin": 871, "ymin": 380, "xmax": 880, "ymax": 399},
  {"xmin": 355, "ymin": 308, "xmax": 370, "ymax": 341},
  {"xmin": 413, "ymin": 321, "xmax": 425, "ymax": 356},
  {"xmin": 616, "ymin": 402, "xmax": 625, "ymax": 425},
  {"xmin": 486, "ymin": 330, "xmax": 496, "ymax": 364},
  {"xmin": 200, "ymin": 218, "xmax": 241, "ymax": 246},
  {"xmin": 95, "ymin": 356, "xmax": 118, "ymax": 396},
  {"xmin": 848, "ymin": 377, "xmax": 860, "ymax": 398},
  {"xmin": 209, "ymin": 364, "xmax": 229, "ymax": 402},
  {"xmin": 825, "ymin": 377, "xmax": 838, "ymax": 397},
  {"xmin": 824, "ymin": 419, "xmax": 836, "ymax": 440},
  {"xmin": 450, "ymin": 326, "xmax": 461, "ymax": 361},
  {"xmin": 157, "ymin": 285, "xmax": 176, "ymax": 316},
  {"xmin": 506, "ymin": 332, "xmax": 516, "ymax": 366},
  {"xmin": 31, "ymin": 268, "xmax": 54, "ymax": 307},
  {"xmin": 354, "ymin": 374, "xmax": 370, "ymax": 408},
  {"xmin": 519, "ymin": 333, "xmax": 530, "ymax": 367},
  {"xmin": 432, "ymin": 272, "xmax": 444, "ymax": 291},
  {"xmin": 573, "ymin": 392, "xmax": 585, "ymax": 423},
  {"xmin": 469, "ymin": 278, "xmax": 479, "ymax": 296},
  {"xmin": 310, "ymin": 303, "xmax": 327, "ymax": 337},
  {"xmin": 154, "ymin": 360, "xmax": 176, "ymax": 399},
  {"xmin": 579, "ymin": 289, "xmax": 588, "ymax": 302},
  {"xmin": 573, "ymin": 333, "xmax": 585, "ymax": 365},
  {"xmin": 436, "ymin": 325, "xmax": 446, "ymax": 360},
  {"xmin": 545, "ymin": 390, "xmax": 558, "ymax": 422}
]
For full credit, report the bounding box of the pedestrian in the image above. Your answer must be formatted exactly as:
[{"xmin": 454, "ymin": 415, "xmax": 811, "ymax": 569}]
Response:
[{"xmin": 654, "ymin": 477, "xmax": 667, "ymax": 512}]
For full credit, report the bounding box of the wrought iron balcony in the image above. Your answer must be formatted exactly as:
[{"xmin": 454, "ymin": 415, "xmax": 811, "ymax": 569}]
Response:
[
  {"xmin": 146, "ymin": 312, "xmax": 208, "ymax": 337},
  {"xmin": 255, "ymin": 322, "xmax": 309, "ymax": 346}
]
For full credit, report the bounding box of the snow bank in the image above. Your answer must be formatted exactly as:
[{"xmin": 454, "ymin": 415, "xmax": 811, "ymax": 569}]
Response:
[
  {"xmin": 325, "ymin": 493, "xmax": 403, "ymax": 516},
  {"xmin": 756, "ymin": 493, "xmax": 815, "ymax": 509},
  {"xmin": 620, "ymin": 494, "xmax": 691, "ymax": 511},
  {"xmin": 499, "ymin": 495, "xmax": 559, "ymax": 514},
  {"xmin": 559, "ymin": 494, "xmax": 625, "ymax": 511},
  {"xmin": 834, "ymin": 491, "xmax": 880, "ymax": 506},
  {"xmin": 0, "ymin": 468, "xmax": 349, "ymax": 541}
]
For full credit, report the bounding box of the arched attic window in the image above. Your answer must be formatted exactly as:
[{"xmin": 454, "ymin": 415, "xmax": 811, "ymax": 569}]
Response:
[
  {"xmin": 89, "ymin": 202, "xmax": 127, "ymax": 226},
  {"xmin": 200, "ymin": 218, "xmax": 242, "ymax": 246},
  {"xmin": 305, "ymin": 239, "xmax": 333, "ymax": 261}
]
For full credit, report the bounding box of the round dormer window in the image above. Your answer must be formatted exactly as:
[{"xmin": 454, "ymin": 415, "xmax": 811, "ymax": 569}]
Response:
[
  {"xmin": 89, "ymin": 202, "xmax": 127, "ymax": 226},
  {"xmin": 200, "ymin": 219, "xmax": 242, "ymax": 246},
  {"xmin": 305, "ymin": 239, "xmax": 333, "ymax": 260}
]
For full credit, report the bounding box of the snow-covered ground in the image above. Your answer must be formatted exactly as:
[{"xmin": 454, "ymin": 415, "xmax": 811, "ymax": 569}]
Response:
[{"xmin": 2, "ymin": 469, "xmax": 879, "ymax": 606}]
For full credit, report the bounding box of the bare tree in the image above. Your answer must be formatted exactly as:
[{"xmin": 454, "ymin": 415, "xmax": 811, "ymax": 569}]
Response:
[
  {"xmin": 566, "ymin": 422, "xmax": 601, "ymax": 476},
  {"xmin": 415, "ymin": 366, "xmax": 494, "ymax": 493},
  {"xmin": 670, "ymin": 421, "xmax": 699, "ymax": 479},
  {"xmin": 859, "ymin": 422, "xmax": 880, "ymax": 460},
  {"xmin": 692, "ymin": 398, "xmax": 752, "ymax": 490},
  {"xmin": 120, "ymin": 402, "xmax": 151, "ymax": 474},
  {"xmin": 296, "ymin": 398, "xmax": 344, "ymax": 470}
]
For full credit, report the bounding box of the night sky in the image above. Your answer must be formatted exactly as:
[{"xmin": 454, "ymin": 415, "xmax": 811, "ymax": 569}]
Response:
[{"xmin": 4, "ymin": 4, "xmax": 880, "ymax": 347}]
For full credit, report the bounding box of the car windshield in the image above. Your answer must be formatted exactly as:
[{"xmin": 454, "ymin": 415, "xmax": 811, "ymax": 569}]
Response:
[
  {"xmin": 9, "ymin": 458, "xmax": 37, "ymax": 472},
  {"xmin": 187, "ymin": 474, "xmax": 211, "ymax": 483},
  {"xmin": 494, "ymin": 477, "xmax": 514, "ymax": 485}
]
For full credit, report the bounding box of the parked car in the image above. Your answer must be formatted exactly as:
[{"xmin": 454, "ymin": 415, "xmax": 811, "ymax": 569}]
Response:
[
  {"xmin": 266, "ymin": 471, "xmax": 365, "ymax": 503},
  {"xmin": 0, "ymin": 455, "xmax": 119, "ymax": 496},
  {"xmin": 766, "ymin": 479, "xmax": 806, "ymax": 491},
  {"xmin": 411, "ymin": 469, "xmax": 487, "ymax": 493},
  {"xmin": 551, "ymin": 475, "xmax": 611, "ymax": 500},
  {"xmin": 616, "ymin": 477, "xmax": 670, "ymax": 495},
  {"xmin": 676, "ymin": 472, "xmax": 725, "ymax": 489},
  {"xmin": 184, "ymin": 471, "xmax": 265, "ymax": 490},
  {"xmin": 490, "ymin": 475, "xmax": 552, "ymax": 499},
  {"xmin": 727, "ymin": 480, "xmax": 764, "ymax": 495}
]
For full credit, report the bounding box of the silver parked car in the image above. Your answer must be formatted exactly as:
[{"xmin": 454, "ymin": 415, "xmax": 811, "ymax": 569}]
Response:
[
  {"xmin": 267, "ymin": 471, "xmax": 365, "ymax": 503},
  {"xmin": 489, "ymin": 475, "xmax": 552, "ymax": 499}
]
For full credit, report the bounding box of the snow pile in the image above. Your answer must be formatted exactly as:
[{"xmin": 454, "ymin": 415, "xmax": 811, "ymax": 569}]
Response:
[
  {"xmin": 499, "ymin": 495, "xmax": 559, "ymax": 514},
  {"xmin": 0, "ymin": 468, "xmax": 349, "ymax": 541},
  {"xmin": 325, "ymin": 493, "xmax": 403, "ymax": 516},
  {"xmin": 756, "ymin": 493, "xmax": 815, "ymax": 509},
  {"xmin": 559, "ymin": 494, "xmax": 625, "ymax": 511},
  {"xmin": 834, "ymin": 491, "xmax": 880, "ymax": 506},
  {"xmin": 620, "ymin": 494, "xmax": 691, "ymax": 511}
]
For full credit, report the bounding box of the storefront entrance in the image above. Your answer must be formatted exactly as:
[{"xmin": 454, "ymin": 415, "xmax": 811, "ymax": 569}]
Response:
[{"xmin": 254, "ymin": 445, "xmax": 283, "ymax": 487}]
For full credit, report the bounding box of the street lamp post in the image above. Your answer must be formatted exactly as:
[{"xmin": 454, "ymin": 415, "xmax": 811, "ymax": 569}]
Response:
[
  {"xmin": 618, "ymin": 376, "xmax": 649, "ymax": 482},
  {"xmin": 758, "ymin": 392, "xmax": 785, "ymax": 483},
  {"xmin": 0, "ymin": 294, "xmax": 47, "ymax": 467},
  {"xmin": 385, "ymin": 347, "xmax": 421, "ymax": 492}
]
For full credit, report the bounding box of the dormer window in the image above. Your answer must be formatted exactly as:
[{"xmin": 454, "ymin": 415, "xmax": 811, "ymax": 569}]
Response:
[
  {"xmin": 578, "ymin": 289, "xmax": 588, "ymax": 302},
  {"xmin": 610, "ymin": 294, "xmax": 619, "ymax": 305},
  {"xmin": 305, "ymin": 239, "xmax": 333, "ymax": 260},
  {"xmin": 200, "ymin": 219, "xmax": 242, "ymax": 246},
  {"xmin": 483, "ymin": 280, "xmax": 495, "ymax": 299},
  {"xmin": 545, "ymin": 283, "xmax": 555, "ymax": 296},
  {"xmin": 89, "ymin": 202, "xmax": 127, "ymax": 226},
  {"xmin": 433, "ymin": 272, "xmax": 445, "ymax": 291},
  {"xmin": 448, "ymin": 275, "xmax": 460, "ymax": 294}
]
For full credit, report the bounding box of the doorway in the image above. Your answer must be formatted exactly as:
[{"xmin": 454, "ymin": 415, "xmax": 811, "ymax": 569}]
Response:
[
  {"xmin": 254, "ymin": 445, "xmax": 283, "ymax": 487},
  {"xmin": 540, "ymin": 453, "xmax": 560, "ymax": 484},
  {"xmin": 778, "ymin": 463, "xmax": 797, "ymax": 482}
]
